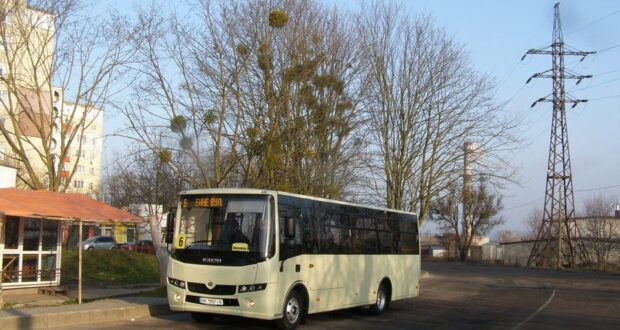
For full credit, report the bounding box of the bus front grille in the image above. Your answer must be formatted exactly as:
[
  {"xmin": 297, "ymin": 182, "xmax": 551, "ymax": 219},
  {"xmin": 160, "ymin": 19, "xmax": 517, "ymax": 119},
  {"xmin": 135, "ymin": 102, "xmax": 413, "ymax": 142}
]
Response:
[{"xmin": 187, "ymin": 282, "xmax": 237, "ymax": 295}]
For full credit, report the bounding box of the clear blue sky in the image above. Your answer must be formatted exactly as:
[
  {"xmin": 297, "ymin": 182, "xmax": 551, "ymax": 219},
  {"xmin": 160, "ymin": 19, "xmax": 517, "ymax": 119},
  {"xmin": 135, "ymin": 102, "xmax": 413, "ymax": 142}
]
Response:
[{"xmin": 100, "ymin": 0, "xmax": 620, "ymax": 235}]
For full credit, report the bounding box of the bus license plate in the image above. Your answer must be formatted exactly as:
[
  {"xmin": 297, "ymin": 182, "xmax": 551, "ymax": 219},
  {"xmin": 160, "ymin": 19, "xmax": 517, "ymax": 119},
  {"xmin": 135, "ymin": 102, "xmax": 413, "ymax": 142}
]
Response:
[{"xmin": 199, "ymin": 297, "xmax": 223, "ymax": 306}]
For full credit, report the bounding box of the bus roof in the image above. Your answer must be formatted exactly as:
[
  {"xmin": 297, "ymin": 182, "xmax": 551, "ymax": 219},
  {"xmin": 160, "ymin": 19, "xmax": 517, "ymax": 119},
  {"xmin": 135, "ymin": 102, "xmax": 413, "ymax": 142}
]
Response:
[{"xmin": 180, "ymin": 188, "xmax": 417, "ymax": 217}]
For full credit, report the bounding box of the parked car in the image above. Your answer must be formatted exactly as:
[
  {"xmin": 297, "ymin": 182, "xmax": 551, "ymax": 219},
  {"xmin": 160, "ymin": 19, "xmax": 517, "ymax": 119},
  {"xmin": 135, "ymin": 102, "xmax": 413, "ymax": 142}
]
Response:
[
  {"xmin": 121, "ymin": 240, "xmax": 155, "ymax": 254},
  {"xmin": 81, "ymin": 236, "xmax": 118, "ymax": 250}
]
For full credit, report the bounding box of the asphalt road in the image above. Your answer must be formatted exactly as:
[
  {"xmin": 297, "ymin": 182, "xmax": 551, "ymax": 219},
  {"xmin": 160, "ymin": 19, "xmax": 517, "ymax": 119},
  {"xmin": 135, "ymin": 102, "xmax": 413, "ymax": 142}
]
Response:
[{"xmin": 70, "ymin": 261, "xmax": 620, "ymax": 330}]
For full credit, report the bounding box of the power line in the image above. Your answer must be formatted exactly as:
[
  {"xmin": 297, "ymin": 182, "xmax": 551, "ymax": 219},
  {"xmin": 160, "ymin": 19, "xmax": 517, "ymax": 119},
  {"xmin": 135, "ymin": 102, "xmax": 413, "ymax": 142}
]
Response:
[
  {"xmin": 504, "ymin": 183, "xmax": 620, "ymax": 211},
  {"xmin": 593, "ymin": 68, "xmax": 620, "ymax": 76},
  {"xmin": 574, "ymin": 76, "xmax": 620, "ymax": 91},
  {"xmin": 596, "ymin": 44, "xmax": 620, "ymax": 54},
  {"xmin": 576, "ymin": 183, "xmax": 620, "ymax": 192},
  {"xmin": 565, "ymin": 10, "xmax": 620, "ymax": 37},
  {"xmin": 504, "ymin": 197, "xmax": 544, "ymax": 211},
  {"xmin": 590, "ymin": 93, "xmax": 620, "ymax": 101},
  {"xmin": 531, "ymin": 10, "xmax": 620, "ymax": 50},
  {"xmin": 496, "ymin": 17, "xmax": 548, "ymax": 93}
]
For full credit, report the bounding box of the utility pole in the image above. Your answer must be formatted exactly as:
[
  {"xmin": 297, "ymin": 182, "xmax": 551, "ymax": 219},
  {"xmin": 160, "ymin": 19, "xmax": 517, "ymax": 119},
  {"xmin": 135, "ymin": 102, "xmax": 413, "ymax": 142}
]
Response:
[
  {"xmin": 524, "ymin": 3, "xmax": 595, "ymax": 268},
  {"xmin": 462, "ymin": 142, "xmax": 474, "ymax": 258}
]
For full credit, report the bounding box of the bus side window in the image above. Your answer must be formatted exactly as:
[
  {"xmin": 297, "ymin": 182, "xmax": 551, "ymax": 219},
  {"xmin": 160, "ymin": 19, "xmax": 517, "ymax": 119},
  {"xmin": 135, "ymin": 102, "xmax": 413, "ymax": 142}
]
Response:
[{"xmin": 279, "ymin": 204, "xmax": 302, "ymax": 259}]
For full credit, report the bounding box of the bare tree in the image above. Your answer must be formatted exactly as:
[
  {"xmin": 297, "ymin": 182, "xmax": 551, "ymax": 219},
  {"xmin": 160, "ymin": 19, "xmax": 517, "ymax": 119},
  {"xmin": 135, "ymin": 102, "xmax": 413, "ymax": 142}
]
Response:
[
  {"xmin": 580, "ymin": 194, "xmax": 620, "ymax": 270},
  {"xmin": 0, "ymin": 0, "xmax": 131, "ymax": 191},
  {"xmin": 102, "ymin": 146, "xmax": 187, "ymax": 284},
  {"xmin": 356, "ymin": 2, "xmax": 519, "ymax": 220},
  {"xmin": 240, "ymin": 1, "xmax": 364, "ymax": 198},
  {"xmin": 118, "ymin": 2, "xmax": 246, "ymax": 189},
  {"xmin": 524, "ymin": 207, "xmax": 543, "ymax": 240},
  {"xmin": 431, "ymin": 178, "xmax": 503, "ymax": 261},
  {"xmin": 118, "ymin": 0, "xmax": 364, "ymax": 199},
  {"xmin": 102, "ymin": 149, "xmax": 185, "ymax": 211},
  {"xmin": 497, "ymin": 229, "xmax": 522, "ymax": 243}
]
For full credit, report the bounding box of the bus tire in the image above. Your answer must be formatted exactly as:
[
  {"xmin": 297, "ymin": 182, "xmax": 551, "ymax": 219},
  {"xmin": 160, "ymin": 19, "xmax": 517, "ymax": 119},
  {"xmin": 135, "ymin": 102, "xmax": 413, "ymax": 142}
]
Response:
[
  {"xmin": 276, "ymin": 289, "xmax": 304, "ymax": 330},
  {"xmin": 369, "ymin": 281, "xmax": 390, "ymax": 315},
  {"xmin": 190, "ymin": 312, "xmax": 214, "ymax": 322}
]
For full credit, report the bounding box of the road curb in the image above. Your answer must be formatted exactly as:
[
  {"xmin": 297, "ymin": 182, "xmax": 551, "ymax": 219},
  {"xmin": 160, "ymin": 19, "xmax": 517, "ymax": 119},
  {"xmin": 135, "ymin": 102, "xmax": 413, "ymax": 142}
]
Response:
[{"xmin": 0, "ymin": 298, "xmax": 172, "ymax": 330}]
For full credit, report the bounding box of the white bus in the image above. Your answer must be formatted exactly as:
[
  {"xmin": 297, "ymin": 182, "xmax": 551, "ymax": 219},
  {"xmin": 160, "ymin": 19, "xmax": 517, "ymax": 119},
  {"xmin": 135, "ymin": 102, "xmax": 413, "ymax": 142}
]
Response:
[{"xmin": 165, "ymin": 188, "xmax": 420, "ymax": 329}]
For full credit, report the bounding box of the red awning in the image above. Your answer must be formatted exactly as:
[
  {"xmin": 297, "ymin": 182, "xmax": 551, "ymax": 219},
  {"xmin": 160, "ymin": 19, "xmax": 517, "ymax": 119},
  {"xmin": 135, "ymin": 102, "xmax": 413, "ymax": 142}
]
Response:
[{"xmin": 0, "ymin": 188, "xmax": 142, "ymax": 223}]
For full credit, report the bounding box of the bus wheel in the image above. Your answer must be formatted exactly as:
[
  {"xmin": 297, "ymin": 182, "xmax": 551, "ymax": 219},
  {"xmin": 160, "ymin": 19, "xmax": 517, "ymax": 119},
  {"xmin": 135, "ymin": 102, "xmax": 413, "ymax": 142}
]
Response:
[
  {"xmin": 190, "ymin": 312, "xmax": 214, "ymax": 322},
  {"xmin": 369, "ymin": 282, "xmax": 390, "ymax": 315},
  {"xmin": 276, "ymin": 290, "xmax": 303, "ymax": 330}
]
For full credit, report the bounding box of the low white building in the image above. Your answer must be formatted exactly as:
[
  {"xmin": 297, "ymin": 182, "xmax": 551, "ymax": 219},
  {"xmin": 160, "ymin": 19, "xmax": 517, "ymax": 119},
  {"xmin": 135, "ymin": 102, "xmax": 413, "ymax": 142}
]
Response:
[
  {"xmin": 428, "ymin": 245, "xmax": 448, "ymax": 257},
  {"xmin": 0, "ymin": 188, "xmax": 140, "ymax": 290},
  {"xmin": 128, "ymin": 204, "xmax": 164, "ymax": 241}
]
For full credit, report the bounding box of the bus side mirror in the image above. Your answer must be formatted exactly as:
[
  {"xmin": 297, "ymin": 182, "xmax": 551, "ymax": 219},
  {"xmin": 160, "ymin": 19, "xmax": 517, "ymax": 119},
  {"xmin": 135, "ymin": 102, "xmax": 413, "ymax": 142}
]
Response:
[
  {"xmin": 165, "ymin": 208, "xmax": 176, "ymax": 244},
  {"xmin": 285, "ymin": 217, "xmax": 296, "ymax": 239}
]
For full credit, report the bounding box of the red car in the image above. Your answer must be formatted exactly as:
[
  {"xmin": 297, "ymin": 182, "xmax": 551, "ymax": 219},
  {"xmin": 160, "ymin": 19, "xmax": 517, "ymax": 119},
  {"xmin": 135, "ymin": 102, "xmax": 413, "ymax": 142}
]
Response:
[{"xmin": 121, "ymin": 240, "xmax": 156, "ymax": 254}]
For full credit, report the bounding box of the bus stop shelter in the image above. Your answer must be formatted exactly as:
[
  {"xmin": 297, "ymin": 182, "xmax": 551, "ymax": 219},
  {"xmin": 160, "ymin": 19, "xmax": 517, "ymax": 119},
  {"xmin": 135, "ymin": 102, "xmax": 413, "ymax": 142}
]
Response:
[{"xmin": 0, "ymin": 188, "xmax": 142, "ymax": 303}]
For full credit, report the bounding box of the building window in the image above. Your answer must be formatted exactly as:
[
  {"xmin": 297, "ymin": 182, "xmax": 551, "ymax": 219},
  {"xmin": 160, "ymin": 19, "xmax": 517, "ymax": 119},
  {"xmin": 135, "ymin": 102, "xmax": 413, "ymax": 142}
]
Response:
[
  {"xmin": 73, "ymin": 180, "xmax": 84, "ymax": 188},
  {"xmin": 2, "ymin": 254, "xmax": 19, "ymax": 282},
  {"xmin": 89, "ymin": 182, "xmax": 94, "ymax": 190},
  {"xmin": 5, "ymin": 216, "xmax": 19, "ymax": 249},
  {"xmin": 0, "ymin": 217, "xmax": 60, "ymax": 286},
  {"xmin": 22, "ymin": 255, "xmax": 39, "ymax": 282},
  {"xmin": 90, "ymin": 167, "xmax": 95, "ymax": 175},
  {"xmin": 126, "ymin": 227, "xmax": 136, "ymax": 243},
  {"xmin": 101, "ymin": 225, "xmax": 113, "ymax": 237},
  {"xmin": 77, "ymin": 165, "xmax": 85, "ymax": 174},
  {"xmin": 23, "ymin": 218, "xmax": 41, "ymax": 251},
  {"xmin": 42, "ymin": 220, "xmax": 59, "ymax": 251}
]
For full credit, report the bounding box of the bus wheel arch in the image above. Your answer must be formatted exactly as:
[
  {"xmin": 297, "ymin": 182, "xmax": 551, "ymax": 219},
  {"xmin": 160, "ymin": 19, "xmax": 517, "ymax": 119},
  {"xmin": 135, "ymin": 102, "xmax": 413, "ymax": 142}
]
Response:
[
  {"xmin": 277, "ymin": 283, "xmax": 309, "ymax": 330},
  {"xmin": 370, "ymin": 277, "xmax": 392, "ymax": 315}
]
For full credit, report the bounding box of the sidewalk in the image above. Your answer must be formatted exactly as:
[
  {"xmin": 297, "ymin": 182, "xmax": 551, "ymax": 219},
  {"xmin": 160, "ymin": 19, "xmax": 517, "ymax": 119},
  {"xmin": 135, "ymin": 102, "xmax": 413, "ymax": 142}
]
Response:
[{"xmin": 0, "ymin": 285, "xmax": 172, "ymax": 330}]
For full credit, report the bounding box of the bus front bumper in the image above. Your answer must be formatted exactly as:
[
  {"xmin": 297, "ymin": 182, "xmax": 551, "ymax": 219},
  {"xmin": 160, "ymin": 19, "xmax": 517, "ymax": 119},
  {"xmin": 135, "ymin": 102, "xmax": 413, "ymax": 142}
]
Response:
[{"xmin": 167, "ymin": 283, "xmax": 279, "ymax": 320}]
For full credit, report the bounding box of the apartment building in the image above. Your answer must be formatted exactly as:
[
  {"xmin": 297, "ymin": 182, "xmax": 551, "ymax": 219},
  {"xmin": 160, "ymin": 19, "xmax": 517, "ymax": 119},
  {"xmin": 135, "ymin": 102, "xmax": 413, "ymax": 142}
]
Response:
[
  {"xmin": 0, "ymin": 0, "xmax": 102, "ymax": 195},
  {"xmin": 61, "ymin": 102, "xmax": 103, "ymax": 197}
]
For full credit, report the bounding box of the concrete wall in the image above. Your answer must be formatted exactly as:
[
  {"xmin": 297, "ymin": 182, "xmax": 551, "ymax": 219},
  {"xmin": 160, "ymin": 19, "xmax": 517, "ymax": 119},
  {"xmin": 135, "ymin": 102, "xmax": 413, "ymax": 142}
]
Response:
[
  {"xmin": 469, "ymin": 242, "xmax": 534, "ymax": 266},
  {"xmin": 500, "ymin": 242, "xmax": 536, "ymax": 267}
]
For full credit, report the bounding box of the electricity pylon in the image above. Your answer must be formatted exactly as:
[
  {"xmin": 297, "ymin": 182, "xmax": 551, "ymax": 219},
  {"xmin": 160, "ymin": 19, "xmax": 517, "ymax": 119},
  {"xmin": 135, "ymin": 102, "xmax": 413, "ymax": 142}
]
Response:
[{"xmin": 524, "ymin": 3, "xmax": 595, "ymax": 268}]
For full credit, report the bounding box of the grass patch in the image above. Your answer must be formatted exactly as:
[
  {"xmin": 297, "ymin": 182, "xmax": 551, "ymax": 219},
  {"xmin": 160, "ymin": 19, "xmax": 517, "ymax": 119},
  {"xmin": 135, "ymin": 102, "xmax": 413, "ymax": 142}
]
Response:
[{"xmin": 61, "ymin": 249, "xmax": 160, "ymax": 286}]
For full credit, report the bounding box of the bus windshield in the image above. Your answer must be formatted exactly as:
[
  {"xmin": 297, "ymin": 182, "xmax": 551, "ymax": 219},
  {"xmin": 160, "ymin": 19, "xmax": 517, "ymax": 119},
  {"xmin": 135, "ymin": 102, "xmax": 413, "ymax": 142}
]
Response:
[{"xmin": 172, "ymin": 194, "xmax": 272, "ymax": 266}]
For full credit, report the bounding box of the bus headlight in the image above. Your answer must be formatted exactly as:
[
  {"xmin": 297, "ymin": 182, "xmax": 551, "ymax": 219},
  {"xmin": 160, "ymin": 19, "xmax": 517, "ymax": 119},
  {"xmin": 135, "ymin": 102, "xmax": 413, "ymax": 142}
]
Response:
[
  {"xmin": 238, "ymin": 283, "xmax": 267, "ymax": 293},
  {"xmin": 168, "ymin": 277, "xmax": 186, "ymax": 289}
]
